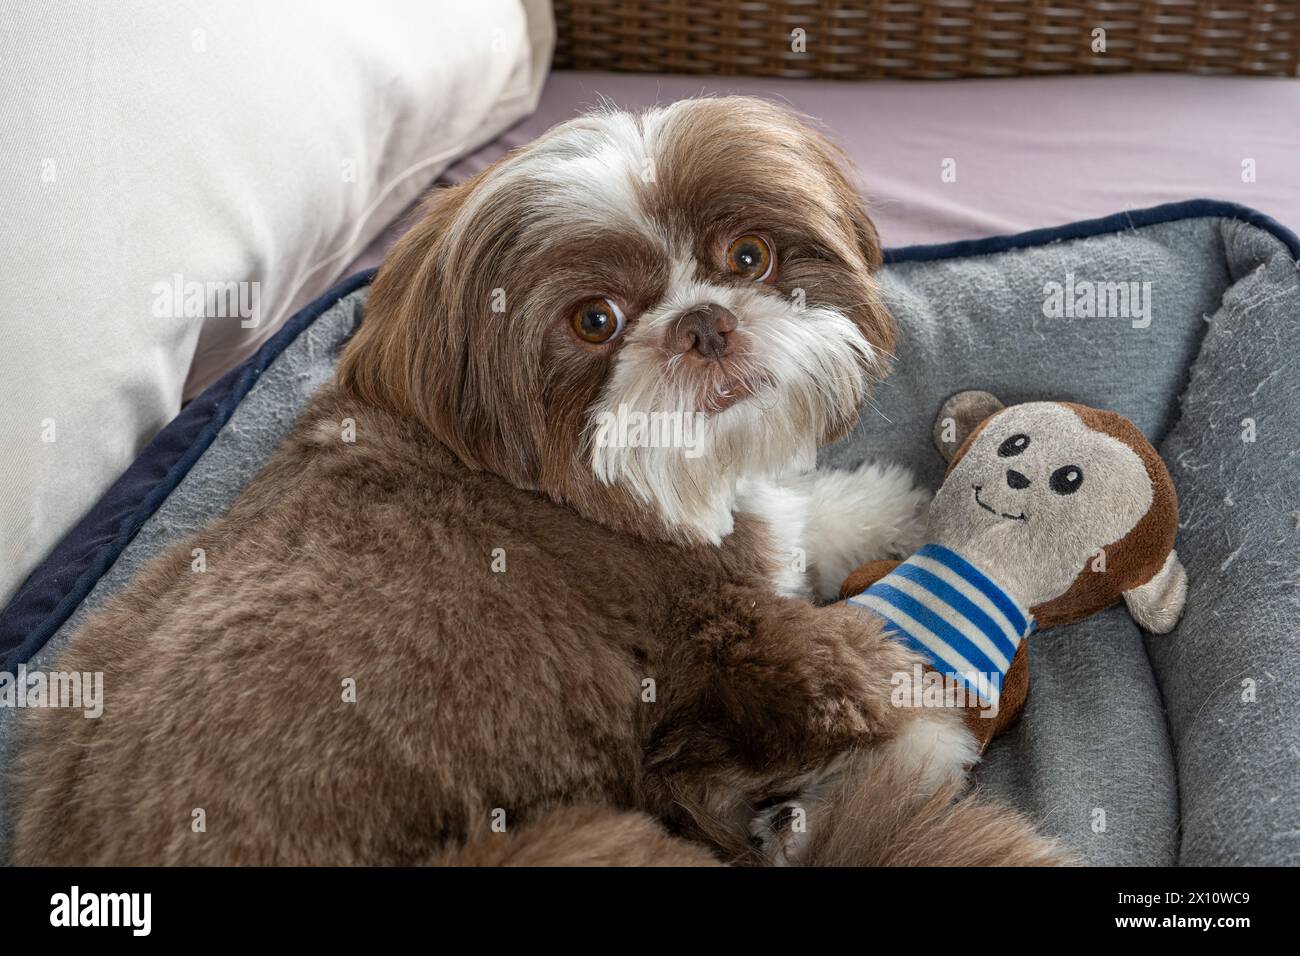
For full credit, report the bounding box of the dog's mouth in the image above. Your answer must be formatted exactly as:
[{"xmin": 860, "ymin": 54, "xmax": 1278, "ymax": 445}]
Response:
[
  {"xmin": 694, "ymin": 368, "xmax": 772, "ymax": 415},
  {"xmin": 700, "ymin": 378, "xmax": 754, "ymax": 414},
  {"xmin": 973, "ymin": 485, "xmax": 1027, "ymax": 523}
]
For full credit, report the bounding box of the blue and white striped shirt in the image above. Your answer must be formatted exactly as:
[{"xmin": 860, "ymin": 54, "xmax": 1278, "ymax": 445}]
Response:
[{"xmin": 846, "ymin": 543, "xmax": 1036, "ymax": 706}]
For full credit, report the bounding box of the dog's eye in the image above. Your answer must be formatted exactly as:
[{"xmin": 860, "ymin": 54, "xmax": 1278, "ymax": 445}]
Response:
[
  {"xmin": 1049, "ymin": 465, "xmax": 1084, "ymax": 495},
  {"xmin": 726, "ymin": 234, "xmax": 775, "ymax": 281},
  {"xmin": 571, "ymin": 297, "xmax": 626, "ymax": 344}
]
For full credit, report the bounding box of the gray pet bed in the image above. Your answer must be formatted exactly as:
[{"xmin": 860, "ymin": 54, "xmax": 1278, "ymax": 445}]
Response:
[{"xmin": 2, "ymin": 200, "xmax": 1297, "ymax": 865}]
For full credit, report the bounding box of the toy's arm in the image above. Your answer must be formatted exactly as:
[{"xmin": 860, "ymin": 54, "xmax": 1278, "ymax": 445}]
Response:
[
  {"xmin": 838, "ymin": 548, "xmax": 1033, "ymax": 753},
  {"xmin": 837, "ymin": 559, "xmax": 901, "ymax": 601}
]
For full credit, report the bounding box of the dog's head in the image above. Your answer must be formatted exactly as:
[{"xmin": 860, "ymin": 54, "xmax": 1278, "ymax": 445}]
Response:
[{"xmin": 339, "ymin": 97, "xmax": 893, "ymax": 543}]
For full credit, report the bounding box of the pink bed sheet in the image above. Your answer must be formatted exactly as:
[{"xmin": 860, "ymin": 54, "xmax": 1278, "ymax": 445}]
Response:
[{"xmin": 348, "ymin": 69, "xmax": 1300, "ymax": 266}]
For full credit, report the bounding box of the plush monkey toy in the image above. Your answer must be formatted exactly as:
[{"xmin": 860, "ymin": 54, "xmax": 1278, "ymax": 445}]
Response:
[{"xmin": 840, "ymin": 391, "xmax": 1186, "ymax": 749}]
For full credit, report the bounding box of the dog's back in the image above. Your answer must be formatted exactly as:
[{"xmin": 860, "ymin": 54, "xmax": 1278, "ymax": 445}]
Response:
[{"xmin": 11, "ymin": 387, "xmax": 766, "ymax": 864}]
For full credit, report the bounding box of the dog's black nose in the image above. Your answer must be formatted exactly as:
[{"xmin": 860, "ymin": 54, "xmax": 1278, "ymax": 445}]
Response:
[
  {"xmin": 1006, "ymin": 469, "xmax": 1031, "ymax": 490},
  {"xmin": 671, "ymin": 304, "xmax": 736, "ymax": 362}
]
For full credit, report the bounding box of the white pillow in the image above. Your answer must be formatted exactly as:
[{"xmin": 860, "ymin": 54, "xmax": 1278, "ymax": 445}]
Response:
[{"xmin": 0, "ymin": 0, "xmax": 553, "ymax": 605}]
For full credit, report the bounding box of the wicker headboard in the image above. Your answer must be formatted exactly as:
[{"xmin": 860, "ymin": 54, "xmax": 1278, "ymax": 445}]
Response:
[{"xmin": 553, "ymin": 0, "xmax": 1300, "ymax": 80}]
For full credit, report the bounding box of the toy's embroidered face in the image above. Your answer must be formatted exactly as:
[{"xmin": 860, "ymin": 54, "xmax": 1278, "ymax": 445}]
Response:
[{"xmin": 930, "ymin": 402, "xmax": 1154, "ymax": 606}]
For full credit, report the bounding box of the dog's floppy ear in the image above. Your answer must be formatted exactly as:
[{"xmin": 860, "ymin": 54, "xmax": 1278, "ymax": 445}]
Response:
[
  {"xmin": 337, "ymin": 181, "xmax": 471, "ymax": 431},
  {"xmin": 848, "ymin": 197, "xmax": 884, "ymax": 273},
  {"xmin": 777, "ymin": 103, "xmax": 884, "ymax": 274},
  {"xmin": 337, "ymin": 175, "xmax": 542, "ymax": 485},
  {"xmin": 1122, "ymin": 549, "xmax": 1188, "ymax": 633},
  {"xmin": 933, "ymin": 390, "xmax": 1005, "ymax": 463}
]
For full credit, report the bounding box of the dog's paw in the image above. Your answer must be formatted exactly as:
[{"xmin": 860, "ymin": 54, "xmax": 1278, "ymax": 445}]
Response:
[
  {"xmin": 747, "ymin": 757, "xmax": 845, "ymax": 866},
  {"xmin": 880, "ymin": 715, "xmax": 980, "ymax": 799},
  {"xmin": 749, "ymin": 800, "xmax": 810, "ymax": 866},
  {"xmin": 798, "ymin": 461, "xmax": 931, "ymax": 601}
]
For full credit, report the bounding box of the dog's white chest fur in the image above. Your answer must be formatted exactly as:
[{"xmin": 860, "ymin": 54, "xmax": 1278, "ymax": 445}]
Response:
[
  {"xmin": 736, "ymin": 460, "xmax": 933, "ymax": 603},
  {"xmin": 735, "ymin": 476, "xmax": 814, "ymax": 599}
]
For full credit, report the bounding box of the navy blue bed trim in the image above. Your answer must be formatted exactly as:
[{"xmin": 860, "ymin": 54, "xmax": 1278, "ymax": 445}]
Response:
[
  {"xmin": 3, "ymin": 199, "xmax": 1298, "ymax": 668},
  {"xmin": 883, "ymin": 198, "xmax": 1300, "ymax": 264}
]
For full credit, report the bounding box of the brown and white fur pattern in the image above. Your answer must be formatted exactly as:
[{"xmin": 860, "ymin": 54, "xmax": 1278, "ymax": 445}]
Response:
[{"xmin": 13, "ymin": 99, "xmax": 1066, "ymax": 866}]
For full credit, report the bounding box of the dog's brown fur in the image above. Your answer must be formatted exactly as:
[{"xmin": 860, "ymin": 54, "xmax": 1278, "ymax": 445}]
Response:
[
  {"xmin": 13, "ymin": 386, "xmax": 928, "ymax": 864},
  {"xmin": 426, "ymin": 805, "xmax": 724, "ymax": 867},
  {"xmin": 13, "ymin": 98, "xmax": 1069, "ymax": 866},
  {"xmin": 798, "ymin": 746, "xmax": 1078, "ymax": 866}
]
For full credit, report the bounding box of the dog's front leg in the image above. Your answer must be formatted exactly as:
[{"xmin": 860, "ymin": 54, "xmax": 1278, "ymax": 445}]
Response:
[
  {"xmin": 642, "ymin": 593, "xmax": 973, "ymax": 860},
  {"xmin": 759, "ymin": 461, "xmax": 931, "ymax": 601}
]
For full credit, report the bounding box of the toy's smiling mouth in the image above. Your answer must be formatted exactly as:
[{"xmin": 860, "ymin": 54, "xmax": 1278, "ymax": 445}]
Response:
[{"xmin": 973, "ymin": 485, "xmax": 1028, "ymax": 523}]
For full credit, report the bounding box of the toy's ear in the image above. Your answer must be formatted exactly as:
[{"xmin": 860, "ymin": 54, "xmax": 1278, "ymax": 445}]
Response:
[
  {"xmin": 933, "ymin": 390, "xmax": 1005, "ymax": 462},
  {"xmin": 1122, "ymin": 549, "xmax": 1187, "ymax": 633}
]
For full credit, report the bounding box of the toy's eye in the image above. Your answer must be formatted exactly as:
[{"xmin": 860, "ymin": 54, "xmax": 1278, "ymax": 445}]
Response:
[
  {"xmin": 726, "ymin": 234, "xmax": 775, "ymax": 282},
  {"xmin": 998, "ymin": 433, "xmax": 1030, "ymax": 457},
  {"xmin": 571, "ymin": 297, "xmax": 625, "ymax": 344},
  {"xmin": 1049, "ymin": 465, "xmax": 1084, "ymax": 495}
]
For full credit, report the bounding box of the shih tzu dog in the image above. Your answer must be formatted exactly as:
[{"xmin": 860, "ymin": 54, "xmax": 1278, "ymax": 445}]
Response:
[{"xmin": 14, "ymin": 98, "xmax": 1065, "ymax": 865}]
